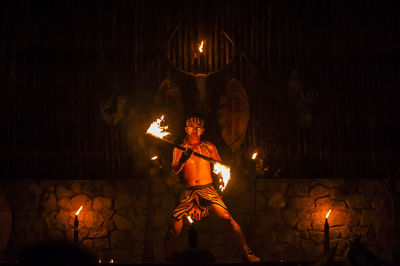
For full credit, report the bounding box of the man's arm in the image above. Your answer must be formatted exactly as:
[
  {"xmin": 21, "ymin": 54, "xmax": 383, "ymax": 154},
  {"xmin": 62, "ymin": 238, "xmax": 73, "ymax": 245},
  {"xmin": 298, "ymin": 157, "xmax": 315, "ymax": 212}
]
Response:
[
  {"xmin": 203, "ymin": 141, "xmax": 226, "ymax": 186},
  {"xmin": 203, "ymin": 141, "xmax": 222, "ymax": 162},
  {"xmin": 171, "ymin": 146, "xmax": 193, "ymax": 175},
  {"xmin": 171, "ymin": 148, "xmax": 184, "ymax": 175}
]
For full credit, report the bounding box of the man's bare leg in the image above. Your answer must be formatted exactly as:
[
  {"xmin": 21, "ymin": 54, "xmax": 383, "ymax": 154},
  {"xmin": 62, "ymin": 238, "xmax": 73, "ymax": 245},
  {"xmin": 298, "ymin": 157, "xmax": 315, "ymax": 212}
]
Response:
[
  {"xmin": 211, "ymin": 204, "xmax": 248, "ymax": 250},
  {"xmin": 165, "ymin": 218, "xmax": 183, "ymax": 261},
  {"xmin": 212, "ymin": 204, "xmax": 261, "ymax": 262}
]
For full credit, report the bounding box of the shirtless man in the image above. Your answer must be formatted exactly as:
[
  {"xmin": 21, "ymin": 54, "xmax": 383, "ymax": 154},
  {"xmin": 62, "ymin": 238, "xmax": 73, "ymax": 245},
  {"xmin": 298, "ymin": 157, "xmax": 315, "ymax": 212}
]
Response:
[{"xmin": 164, "ymin": 117, "xmax": 261, "ymax": 262}]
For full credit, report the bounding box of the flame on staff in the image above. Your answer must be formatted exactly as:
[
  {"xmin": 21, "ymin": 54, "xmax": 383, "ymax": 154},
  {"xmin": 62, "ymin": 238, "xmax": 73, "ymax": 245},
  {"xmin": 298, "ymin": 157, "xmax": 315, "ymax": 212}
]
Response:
[
  {"xmin": 75, "ymin": 205, "xmax": 83, "ymax": 216},
  {"xmin": 146, "ymin": 115, "xmax": 170, "ymax": 139},
  {"xmin": 213, "ymin": 162, "xmax": 231, "ymax": 192},
  {"xmin": 326, "ymin": 209, "xmax": 332, "ymax": 219},
  {"xmin": 187, "ymin": 215, "xmax": 194, "ymax": 224},
  {"xmin": 251, "ymin": 152, "xmax": 258, "ymax": 160},
  {"xmin": 198, "ymin": 40, "xmax": 204, "ymax": 53},
  {"xmin": 151, "ymin": 155, "xmax": 158, "ymax": 160}
]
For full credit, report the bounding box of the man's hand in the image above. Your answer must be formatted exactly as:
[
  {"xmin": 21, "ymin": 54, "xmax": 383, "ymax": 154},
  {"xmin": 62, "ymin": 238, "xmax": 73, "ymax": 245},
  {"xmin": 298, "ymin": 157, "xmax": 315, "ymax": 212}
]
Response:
[{"xmin": 178, "ymin": 148, "xmax": 194, "ymax": 165}]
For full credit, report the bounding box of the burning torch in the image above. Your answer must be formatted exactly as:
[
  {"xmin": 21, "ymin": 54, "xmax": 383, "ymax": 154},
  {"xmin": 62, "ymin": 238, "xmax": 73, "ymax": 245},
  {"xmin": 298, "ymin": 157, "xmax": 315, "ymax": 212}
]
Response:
[
  {"xmin": 74, "ymin": 205, "xmax": 83, "ymax": 243},
  {"xmin": 146, "ymin": 115, "xmax": 231, "ymax": 191},
  {"xmin": 324, "ymin": 209, "xmax": 331, "ymax": 254}
]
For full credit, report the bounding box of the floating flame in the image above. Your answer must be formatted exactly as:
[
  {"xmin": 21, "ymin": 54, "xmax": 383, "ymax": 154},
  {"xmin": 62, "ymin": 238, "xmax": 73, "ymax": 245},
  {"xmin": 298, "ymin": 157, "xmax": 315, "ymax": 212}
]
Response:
[
  {"xmin": 75, "ymin": 205, "xmax": 83, "ymax": 216},
  {"xmin": 252, "ymin": 152, "xmax": 258, "ymax": 160},
  {"xmin": 213, "ymin": 162, "xmax": 231, "ymax": 192},
  {"xmin": 151, "ymin": 155, "xmax": 158, "ymax": 160},
  {"xmin": 187, "ymin": 215, "xmax": 194, "ymax": 224},
  {"xmin": 198, "ymin": 41, "xmax": 204, "ymax": 53},
  {"xmin": 326, "ymin": 209, "xmax": 332, "ymax": 219},
  {"xmin": 146, "ymin": 115, "xmax": 170, "ymax": 139},
  {"xmin": 110, "ymin": 258, "xmax": 114, "ymax": 264}
]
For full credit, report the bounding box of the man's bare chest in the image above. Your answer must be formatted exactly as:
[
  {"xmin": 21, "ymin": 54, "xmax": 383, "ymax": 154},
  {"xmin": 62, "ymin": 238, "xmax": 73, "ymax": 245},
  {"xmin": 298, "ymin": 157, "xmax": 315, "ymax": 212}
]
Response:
[{"xmin": 183, "ymin": 143, "xmax": 212, "ymax": 158}]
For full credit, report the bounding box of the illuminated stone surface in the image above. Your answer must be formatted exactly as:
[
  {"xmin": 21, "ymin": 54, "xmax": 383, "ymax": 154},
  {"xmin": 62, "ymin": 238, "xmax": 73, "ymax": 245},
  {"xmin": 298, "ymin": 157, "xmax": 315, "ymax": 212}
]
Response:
[
  {"xmin": 70, "ymin": 193, "xmax": 92, "ymax": 210},
  {"xmin": 309, "ymin": 185, "xmax": 329, "ymax": 198},
  {"xmin": 329, "ymin": 210, "xmax": 348, "ymax": 226},
  {"xmin": 330, "ymin": 188, "xmax": 348, "ymax": 201},
  {"xmin": 84, "ymin": 211, "xmax": 104, "ymax": 228},
  {"xmin": 112, "ymin": 213, "xmax": 133, "ymax": 231},
  {"xmin": 288, "ymin": 196, "xmax": 314, "ymax": 209},
  {"xmin": 42, "ymin": 193, "xmax": 57, "ymax": 211},
  {"xmin": 315, "ymin": 196, "xmax": 330, "ymax": 208},
  {"xmin": 0, "ymin": 178, "xmax": 394, "ymax": 263},
  {"xmin": 296, "ymin": 221, "xmax": 310, "ymax": 231},
  {"xmin": 87, "ymin": 228, "xmax": 108, "ymax": 239},
  {"xmin": 93, "ymin": 197, "xmax": 112, "ymax": 210},
  {"xmin": 55, "ymin": 185, "xmax": 74, "ymax": 200},
  {"xmin": 346, "ymin": 193, "xmax": 369, "ymax": 209},
  {"xmin": 57, "ymin": 198, "xmax": 72, "ymax": 210}
]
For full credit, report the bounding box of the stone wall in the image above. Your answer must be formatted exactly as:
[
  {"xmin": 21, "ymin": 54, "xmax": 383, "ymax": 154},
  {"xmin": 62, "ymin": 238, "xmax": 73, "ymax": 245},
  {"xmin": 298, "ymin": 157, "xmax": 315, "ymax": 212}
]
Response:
[{"xmin": 0, "ymin": 178, "xmax": 397, "ymax": 263}]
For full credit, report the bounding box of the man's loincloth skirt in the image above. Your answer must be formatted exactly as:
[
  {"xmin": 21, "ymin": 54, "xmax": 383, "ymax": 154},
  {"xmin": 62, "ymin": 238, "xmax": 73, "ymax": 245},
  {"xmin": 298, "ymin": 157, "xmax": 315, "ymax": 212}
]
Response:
[{"xmin": 171, "ymin": 183, "xmax": 227, "ymax": 221}]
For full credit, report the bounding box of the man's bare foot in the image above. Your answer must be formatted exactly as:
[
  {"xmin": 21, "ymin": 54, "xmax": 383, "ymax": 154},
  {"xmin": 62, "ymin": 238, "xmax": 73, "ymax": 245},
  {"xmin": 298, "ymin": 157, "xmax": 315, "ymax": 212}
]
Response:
[{"xmin": 243, "ymin": 248, "xmax": 261, "ymax": 262}]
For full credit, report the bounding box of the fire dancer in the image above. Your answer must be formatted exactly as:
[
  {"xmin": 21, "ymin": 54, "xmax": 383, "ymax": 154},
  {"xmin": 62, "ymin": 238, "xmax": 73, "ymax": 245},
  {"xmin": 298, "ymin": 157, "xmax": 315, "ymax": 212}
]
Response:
[{"xmin": 164, "ymin": 117, "xmax": 261, "ymax": 262}]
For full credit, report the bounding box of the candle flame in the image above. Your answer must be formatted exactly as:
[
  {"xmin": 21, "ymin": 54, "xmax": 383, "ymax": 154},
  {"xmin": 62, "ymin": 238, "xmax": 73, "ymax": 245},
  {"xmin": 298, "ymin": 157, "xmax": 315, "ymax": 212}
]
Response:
[
  {"xmin": 151, "ymin": 155, "xmax": 158, "ymax": 160},
  {"xmin": 198, "ymin": 41, "xmax": 204, "ymax": 53},
  {"xmin": 146, "ymin": 115, "xmax": 170, "ymax": 139},
  {"xmin": 75, "ymin": 205, "xmax": 83, "ymax": 216},
  {"xmin": 252, "ymin": 152, "xmax": 258, "ymax": 160},
  {"xmin": 187, "ymin": 215, "xmax": 194, "ymax": 224},
  {"xmin": 326, "ymin": 209, "xmax": 332, "ymax": 219},
  {"xmin": 110, "ymin": 258, "xmax": 114, "ymax": 263},
  {"xmin": 213, "ymin": 162, "xmax": 231, "ymax": 192}
]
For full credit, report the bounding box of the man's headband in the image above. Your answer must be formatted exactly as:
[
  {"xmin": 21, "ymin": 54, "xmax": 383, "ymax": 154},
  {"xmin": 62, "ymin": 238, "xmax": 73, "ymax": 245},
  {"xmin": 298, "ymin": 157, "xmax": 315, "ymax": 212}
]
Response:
[{"xmin": 185, "ymin": 117, "xmax": 204, "ymax": 128}]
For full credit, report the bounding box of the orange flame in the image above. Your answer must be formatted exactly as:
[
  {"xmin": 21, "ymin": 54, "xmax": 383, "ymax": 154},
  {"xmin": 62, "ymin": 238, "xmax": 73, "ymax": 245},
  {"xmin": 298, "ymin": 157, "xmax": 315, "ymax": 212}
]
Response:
[
  {"xmin": 75, "ymin": 205, "xmax": 83, "ymax": 216},
  {"xmin": 151, "ymin": 155, "xmax": 158, "ymax": 160},
  {"xmin": 187, "ymin": 215, "xmax": 194, "ymax": 224},
  {"xmin": 146, "ymin": 115, "xmax": 170, "ymax": 139},
  {"xmin": 198, "ymin": 41, "xmax": 204, "ymax": 53},
  {"xmin": 110, "ymin": 258, "xmax": 114, "ymax": 264},
  {"xmin": 326, "ymin": 209, "xmax": 332, "ymax": 219},
  {"xmin": 252, "ymin": 152, "xmax": 258, "ymax": 160},
  {"xmin": 213, "ymin": 162, "xmax": 231, "ymax": 192}
]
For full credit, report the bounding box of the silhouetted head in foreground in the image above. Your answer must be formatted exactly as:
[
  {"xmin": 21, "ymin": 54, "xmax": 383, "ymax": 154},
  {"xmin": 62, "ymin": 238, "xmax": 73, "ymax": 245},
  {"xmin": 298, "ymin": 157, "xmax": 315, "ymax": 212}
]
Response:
[
  {"xmin": 19, "ymin": 241, "xmax": 96, "ymax": 266},
  {"xmin": 347, "ymin": 237, "xmax": 382, "ymax": 266}
]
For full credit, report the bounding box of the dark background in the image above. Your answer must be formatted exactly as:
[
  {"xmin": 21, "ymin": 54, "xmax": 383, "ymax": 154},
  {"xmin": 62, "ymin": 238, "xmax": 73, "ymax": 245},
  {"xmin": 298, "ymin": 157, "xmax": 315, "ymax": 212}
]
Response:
[{"xmin": 1, "ymin": 0, "xmax": 399, "ymax": 179}]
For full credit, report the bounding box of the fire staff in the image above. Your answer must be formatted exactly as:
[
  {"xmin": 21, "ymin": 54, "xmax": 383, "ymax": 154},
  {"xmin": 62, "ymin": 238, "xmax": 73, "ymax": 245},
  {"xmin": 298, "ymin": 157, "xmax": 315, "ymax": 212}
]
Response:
[{"xmin": 164, "ymin": 117, "xmax": 261, "ymax": 262}]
